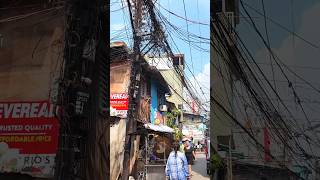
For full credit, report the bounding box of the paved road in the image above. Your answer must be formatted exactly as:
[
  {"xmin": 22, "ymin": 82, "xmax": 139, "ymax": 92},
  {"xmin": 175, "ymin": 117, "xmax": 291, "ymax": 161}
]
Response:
[{"xmin": 191, "ymin": 152, "xmax": 210, "ymax": 180}]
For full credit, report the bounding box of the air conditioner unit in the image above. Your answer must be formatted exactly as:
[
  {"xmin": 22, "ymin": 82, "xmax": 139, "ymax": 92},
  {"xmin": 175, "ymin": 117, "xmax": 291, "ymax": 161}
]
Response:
[{"xmin": 159, "ymin": 105, "xmax": 167, "ymax": 112}]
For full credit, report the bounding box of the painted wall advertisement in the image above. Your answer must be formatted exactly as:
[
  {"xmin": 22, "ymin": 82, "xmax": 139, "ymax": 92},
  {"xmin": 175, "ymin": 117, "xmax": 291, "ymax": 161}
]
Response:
[
  {"xmin": 0, "ymin": 101, "xmax": 59, "ymax": 178},
  {"xmin": 110, "ymin": 93, "xmax": 129, "ymax": 118}
]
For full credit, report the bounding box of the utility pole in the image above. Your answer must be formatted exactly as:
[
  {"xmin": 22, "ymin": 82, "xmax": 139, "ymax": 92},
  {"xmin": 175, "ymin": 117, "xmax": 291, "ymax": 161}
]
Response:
[
  {"xmin": 122, "ymin": 0, "xmax": 143, "ymax": 179},
  {"xmin": 229, "ymin": 77, "xmax": 234, "ymax": 180},
  {"xmin": 228, "ymin": 136, "xmax": 233, "ymax": 180},
  {"xmin": 55, "ymin": 0, "xmax": 101, "ymax": 179}
]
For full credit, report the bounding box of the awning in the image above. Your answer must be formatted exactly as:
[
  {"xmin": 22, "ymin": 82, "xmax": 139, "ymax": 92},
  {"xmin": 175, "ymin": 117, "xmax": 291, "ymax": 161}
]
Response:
[{"xmin": 144, "ymin": 123, "xmax": 174, "ymax": 133}]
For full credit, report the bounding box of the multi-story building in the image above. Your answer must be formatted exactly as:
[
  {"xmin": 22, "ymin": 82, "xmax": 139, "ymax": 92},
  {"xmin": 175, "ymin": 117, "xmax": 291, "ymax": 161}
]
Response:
[
  {"xmin": 211, "ymin": 0, "xmax": 239, "ymax": 156},
  {"xmin": 146, "ymin": 54, "xmax": 185, "ymax": 125},
  {"xmin": 110, "ymin": 41, "xmax": 174, "ymax": 180},
  {"xmin": 211, "ymin": 1, "xmax": 311, "ymax": 180}
]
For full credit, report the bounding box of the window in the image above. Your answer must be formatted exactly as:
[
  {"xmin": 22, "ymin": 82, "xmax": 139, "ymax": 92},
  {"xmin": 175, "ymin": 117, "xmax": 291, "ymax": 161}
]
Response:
[
  {"xmin": 173, "ymin": 55, "xmax": 184, "ymax": 67},
  {"xmin": 140, "ymin": 79, "xmax": 147, "ymax": 97},
  {"xmin": 147, "ymin": 80, "xmax": 151, "ymax": 96},
  {"xmin": 173, "ymin": 56, "xmax": 180, "ymax": 66},
  {"xmin": 225, "ymin": 0, "xmax": 235, "ymax": 12},
  {"xmin": 217, "ymin": 0, "xmax": 222, "ymax": 12},
  {"xmin": 0, "ymin": 34, "xmax": 3, "ymax": 48}
]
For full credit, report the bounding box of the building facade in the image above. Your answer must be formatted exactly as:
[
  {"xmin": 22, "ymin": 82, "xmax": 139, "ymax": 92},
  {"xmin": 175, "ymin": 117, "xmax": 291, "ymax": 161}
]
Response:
[
  {"xmin": 110, "ymin": 42, "xmax": 173, "ymax": 180},
  {"xmin": 182, "ymin": 112, "xmax": 207, "ymax": 144},
  {"xmin": 146, "ymin": 54, "xmax": 185, "ymax": 125},
  {"xmin": 0, "ymin": 4, "xmax": 64, "ymax": 180}
]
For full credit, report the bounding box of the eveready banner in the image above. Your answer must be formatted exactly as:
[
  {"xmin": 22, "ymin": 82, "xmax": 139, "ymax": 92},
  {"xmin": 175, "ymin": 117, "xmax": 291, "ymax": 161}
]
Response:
[
  {"xmin": 110, "ymin": 93, "xmax": 129, "ymax": 118},
  {"xmin": 0, "ymin": 101, "xmax": 59, "ymax": 178}
]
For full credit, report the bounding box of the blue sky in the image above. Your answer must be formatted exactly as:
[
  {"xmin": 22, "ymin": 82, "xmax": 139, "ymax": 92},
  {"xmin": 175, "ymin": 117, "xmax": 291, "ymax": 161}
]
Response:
[
  {"xmin": 111, "ymin": 0, "xmax": 210, "ymax": 110},
  {"xmin": 237, "ymin": 0, "xmax": 316, "ymax": 54}
]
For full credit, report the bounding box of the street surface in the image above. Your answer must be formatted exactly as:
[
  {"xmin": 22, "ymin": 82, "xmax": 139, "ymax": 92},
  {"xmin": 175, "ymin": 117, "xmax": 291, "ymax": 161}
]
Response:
[{"xmin": 191, "ymin": 152, "xmax": 210, "ymax": 180}]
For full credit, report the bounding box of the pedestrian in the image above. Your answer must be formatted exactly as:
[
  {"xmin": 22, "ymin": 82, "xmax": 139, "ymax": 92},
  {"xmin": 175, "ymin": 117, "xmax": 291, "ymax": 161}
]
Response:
[
  {"xmin": 180, "ymin": 140, "xmax": 185, "ymax": 153},
  {"xmin": 184, "ymin": 140, "xmax": 195, "ymax": 176},
  {"xmin": 165, "ymin": 142, "xmax": 190, "ymax": 180},
  {"xmin": 190, "ymin": 137, "xmax": 194, "ymax": 147}
]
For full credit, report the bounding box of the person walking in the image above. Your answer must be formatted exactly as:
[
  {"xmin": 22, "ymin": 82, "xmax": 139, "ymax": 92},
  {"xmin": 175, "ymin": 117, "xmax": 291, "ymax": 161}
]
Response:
[
  {"xmin": 184, "ymin": 140, "xmax": 196, "ymax": 176},
  {"xmin": 180, "ymin": 140, "xmax": 185, "ymax": 153},
  {"xmin": 166, "ymin": 142, "xmax": 190, "ymax": 180}
]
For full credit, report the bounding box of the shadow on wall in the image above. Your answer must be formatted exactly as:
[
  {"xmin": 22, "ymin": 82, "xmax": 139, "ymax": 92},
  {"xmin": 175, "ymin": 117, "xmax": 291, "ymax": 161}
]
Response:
[{"xmin": 0, "ymin": 173, "xmax": 49, "ymax": 180}]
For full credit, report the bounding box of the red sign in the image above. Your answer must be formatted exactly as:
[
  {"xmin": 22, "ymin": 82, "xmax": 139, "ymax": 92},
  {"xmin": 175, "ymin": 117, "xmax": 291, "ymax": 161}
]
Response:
[
  {"xmin": 264, "ymin": 127, "xmax": 271, "ymax": 162},
  {"xmin": 110, "ymin": 93, "xmax": 129, "ymax": 118},
  {"xmin": 110, "ymin": 93, "xmax": 129, "ymax": 110},
  {"xmin": 0, "ymin": 101, "xmax": 59, "ymax": 177}
]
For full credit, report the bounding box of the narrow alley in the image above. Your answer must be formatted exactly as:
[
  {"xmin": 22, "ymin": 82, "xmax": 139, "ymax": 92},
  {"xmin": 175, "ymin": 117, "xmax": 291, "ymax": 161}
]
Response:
[{"xmin": 192, "ymin": 152, "xmax": 210, "ymax": 180}]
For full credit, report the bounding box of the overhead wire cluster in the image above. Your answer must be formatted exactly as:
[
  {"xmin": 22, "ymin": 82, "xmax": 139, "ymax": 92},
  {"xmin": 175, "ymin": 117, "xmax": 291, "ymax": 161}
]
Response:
[
  {"xmin": 111, "ymin": 0, "xmax": 212, "ymax": 117},
  {"xmin": 211, "ymin": 0, "xmax": 320, "ymax": 175},
  {"xmin": 152, "ymin": 2, "xmax": 211, "ymax": 112},
  {"xmin": 119, "ymin": 0, "xmax": 210, "ymax": 114}
]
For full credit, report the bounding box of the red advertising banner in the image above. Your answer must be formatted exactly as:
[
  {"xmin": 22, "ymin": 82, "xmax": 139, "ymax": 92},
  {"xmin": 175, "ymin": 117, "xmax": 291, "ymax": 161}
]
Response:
[
  {"xmin": 110, "ymin": 93, "xmax": 129, "ymax": 118},
  {"xmin": 0, "ymin": 101, "xmax": 59, "ymax": 178},
  {"xmin": 264, "ymin": 127, "xmax": 271, "ymax": 162}
]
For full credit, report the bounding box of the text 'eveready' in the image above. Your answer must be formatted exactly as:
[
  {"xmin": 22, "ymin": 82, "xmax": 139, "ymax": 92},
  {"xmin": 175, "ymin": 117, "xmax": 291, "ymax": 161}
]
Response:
[{"xmin": 0, "ymin": 102, "xmax": 55, "ymax": 119}]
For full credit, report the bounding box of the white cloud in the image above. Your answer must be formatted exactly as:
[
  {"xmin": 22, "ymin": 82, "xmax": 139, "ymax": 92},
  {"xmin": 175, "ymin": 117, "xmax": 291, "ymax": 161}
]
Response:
[
  {"xmin": 187, "ymin": 63, "xmax": 210, "ymax": 113},
  {"xmin": 256, "ymin": 2, "xmax": 320, "ymax": 80},
  {"xmin": 111, "ymin": 23, "xmax": 125, "ymax": 32}
]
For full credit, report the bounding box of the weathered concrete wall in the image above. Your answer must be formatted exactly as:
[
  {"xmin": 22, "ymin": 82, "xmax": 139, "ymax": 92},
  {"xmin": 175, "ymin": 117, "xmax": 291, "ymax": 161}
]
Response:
[
  {"xmin": 110, "ymin": 62, "xmax": 131, "ymax": 94},
  {"xmin": 233, "ymin": 164, "xmax": 298, "ymax": 180},
  {"xmin": 110, "ymin": 119, "xmax": 127, "ymax": 180},
  {"xmin": 0, "ymin": 10, "xmax": 64, "ymax": 101},
  {"xmin": 0, "ymin": 8, "xmax": 64, "ymax": 180},
  {"xmin": 110, "ymin": 60, "xmax": 132, "ymax": 180}
]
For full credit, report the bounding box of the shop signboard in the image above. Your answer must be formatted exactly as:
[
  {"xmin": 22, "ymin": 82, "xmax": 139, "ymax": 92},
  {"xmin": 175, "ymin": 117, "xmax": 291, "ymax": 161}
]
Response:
[
  {"xmin": 110, "ymin": 93, "xmax": 129, "ymax": 118},
  {"xmin": 0, "ymin": 101, "xmax": 59, "ymax": 178}
]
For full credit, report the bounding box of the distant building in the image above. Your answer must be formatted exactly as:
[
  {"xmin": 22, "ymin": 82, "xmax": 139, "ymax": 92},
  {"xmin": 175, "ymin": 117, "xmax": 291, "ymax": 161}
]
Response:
[
  {"xmin": 211, "ymin": 0, "xmax": 239, "ymax": 156},
  {"xmin": 181, "ymin": 112, "xmax": 206, "ymax": 144},
  {"xmin": 183, "ymin": 112, "xmax": 205, "ymax": 124},
  {"xmin": 146, "ymin": 54, "xmax": 185, "ymax": 125}
]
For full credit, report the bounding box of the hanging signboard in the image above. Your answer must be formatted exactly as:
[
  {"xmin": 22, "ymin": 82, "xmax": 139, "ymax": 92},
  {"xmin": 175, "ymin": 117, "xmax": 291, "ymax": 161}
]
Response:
[
  {"xmin": 0, "ymin": 101, "xmax": 59, "ymax": 178},
  {"xmin": 110, "ymin": 93, "xmax": 129, "ymax": 118}
]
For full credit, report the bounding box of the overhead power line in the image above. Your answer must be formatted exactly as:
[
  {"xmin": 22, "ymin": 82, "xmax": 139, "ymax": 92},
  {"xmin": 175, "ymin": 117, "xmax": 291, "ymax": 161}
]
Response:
[
  {"xmin": 212, "ymin": 12, "xmax": 320, "ymax": 171},
  {"xmin": 242, "ymin": 1, "xmax": 320, "ymax": 49},
  {"xmin": 155, "ymin": 1, "xmax": 209, "ymax": 26},
  {"xmin": 211, "ymin": 96, "xmax": 307, "ymax": 180}
]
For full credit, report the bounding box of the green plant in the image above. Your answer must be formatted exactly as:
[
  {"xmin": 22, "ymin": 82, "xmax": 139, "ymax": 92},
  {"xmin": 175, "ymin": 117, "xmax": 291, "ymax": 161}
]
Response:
[
  {"xmin": 165, "ymin": 108, "xmax": 182, "ymax": 141},
  {"xmin": 165, "ymin": 108, "xmax": 181, "ymax": 128},
  {"xmin": 210, "ymin": 153, "xmax": 224, "ymax": 169},
  {"xmin": 173, "ymin": 127, "xmax": 183, "ymax": 141}
]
